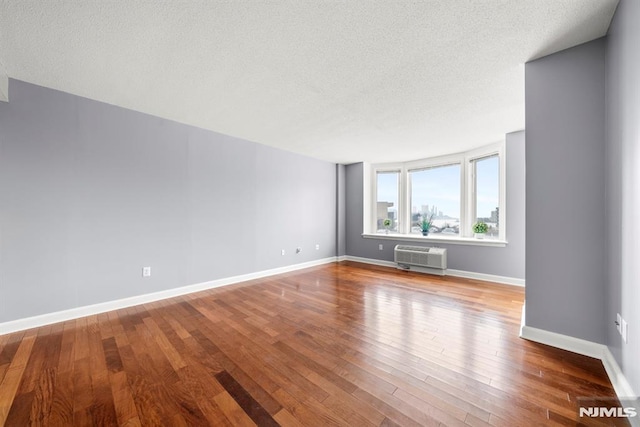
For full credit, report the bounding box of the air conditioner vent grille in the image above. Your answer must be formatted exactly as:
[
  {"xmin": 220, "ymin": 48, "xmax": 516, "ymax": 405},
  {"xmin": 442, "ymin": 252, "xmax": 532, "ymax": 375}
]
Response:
[
  {"xmin": 394, "ymin": 245, "xmax": 447, "ymax": 273},
  {"xmin": 395, "ymin": 245, "xmax": 431, "ymax": 252}
]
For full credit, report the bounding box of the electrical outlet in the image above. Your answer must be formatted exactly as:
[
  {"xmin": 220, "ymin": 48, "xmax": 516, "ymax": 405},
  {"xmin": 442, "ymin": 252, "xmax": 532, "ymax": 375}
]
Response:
[
  {"xmin": 315, "ymin": 244, "xmax": 320, "ymax": 250},
  {"xmin": 621, "ymin": 318, "xmax": 628, "ymax": 343},
  {"xmin": 617, "ymin": 313, "xmax": 622, "ymax": 334},
  {"xmin": 142, "ymin": 266, "xmax": 151, "ymax": 277},
  {"xmin": 378, "ymin": 244, "xmax": 383, "ymax": 250},
  {"xmin": 281, "ymin": 249, "xmax": 285, "ymax": 256}
]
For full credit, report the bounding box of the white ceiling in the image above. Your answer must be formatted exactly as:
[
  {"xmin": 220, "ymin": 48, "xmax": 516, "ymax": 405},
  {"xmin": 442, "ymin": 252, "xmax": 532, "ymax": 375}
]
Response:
[{"xmin": 0, "ymin": 1, "xmax": 618, "ymax": 164}]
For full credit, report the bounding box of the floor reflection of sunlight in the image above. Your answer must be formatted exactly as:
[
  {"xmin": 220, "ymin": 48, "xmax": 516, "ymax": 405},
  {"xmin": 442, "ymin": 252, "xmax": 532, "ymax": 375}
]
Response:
[{"xmin": 362, "ymin": 284, "xmax": 514, "ymax": 383}]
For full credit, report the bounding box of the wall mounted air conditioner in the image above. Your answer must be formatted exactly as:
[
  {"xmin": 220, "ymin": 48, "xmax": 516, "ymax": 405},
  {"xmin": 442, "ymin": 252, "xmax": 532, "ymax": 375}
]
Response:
[{"xmin": 394, "ymin": 245, "xmax": 447, "ymax": 276}]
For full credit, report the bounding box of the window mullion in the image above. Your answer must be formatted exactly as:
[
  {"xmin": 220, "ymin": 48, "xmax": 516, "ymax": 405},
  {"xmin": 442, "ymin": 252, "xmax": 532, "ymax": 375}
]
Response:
[
  {"xmin": 400, "ymin": 166, "xmax": 409, "ymax": 234},
  {"xmin": 369, "ymin": 166, "xmax": 375, "ymax": 234},
  {"xmin": 467, "ymin": 158, "xmax": 477, "ymax": 238},
  {"xmin": 461, "ymin": 158, "xmax": 467, "ymax": 237}
]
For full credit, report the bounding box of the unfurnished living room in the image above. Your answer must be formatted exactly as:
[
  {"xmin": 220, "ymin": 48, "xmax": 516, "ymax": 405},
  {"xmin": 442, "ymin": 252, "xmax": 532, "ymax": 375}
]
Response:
[{"xmin": 0, "ymin": 1, "xmax": 638, "ymax": 426}]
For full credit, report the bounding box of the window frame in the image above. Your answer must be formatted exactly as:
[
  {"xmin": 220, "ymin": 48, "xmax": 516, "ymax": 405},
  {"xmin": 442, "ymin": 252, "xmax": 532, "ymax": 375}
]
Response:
[
  {"xmin": 405, "ymin": 154, "xmax": 463, "ymax": 236},
  {"xmin": 372, "ymin": 166, "xmax": 403, "ymax": 233},
  {"xmin": 366, "ymin": 142, "xmax": 506, "ymax": 243},
  {"xmin": 466, "ymin": 143, "xmax": 505, "ymax": 240}
]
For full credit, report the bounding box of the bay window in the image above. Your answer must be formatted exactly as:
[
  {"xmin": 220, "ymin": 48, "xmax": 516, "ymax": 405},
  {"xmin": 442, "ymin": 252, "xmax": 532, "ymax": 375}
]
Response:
[{"xmin": 367, "ymin": 142, "xmax": 505, "ymax": 242}]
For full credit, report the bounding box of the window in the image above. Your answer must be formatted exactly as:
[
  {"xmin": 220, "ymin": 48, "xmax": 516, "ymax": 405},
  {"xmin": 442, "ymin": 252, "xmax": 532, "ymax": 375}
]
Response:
[
  {"xmin": 376, "ymin": 170, "xmax": 399, "ymax": 232},
  {"xmin": 368, "ymin": 143, "xmax": 505, "ymax": 242},
  {"xmin": 409, "ymin": 164, "xmax": 460, "ymax": 235},
  {"xmin": 472, "ymin": 155, "xmax": 500, "ymax": 238}
]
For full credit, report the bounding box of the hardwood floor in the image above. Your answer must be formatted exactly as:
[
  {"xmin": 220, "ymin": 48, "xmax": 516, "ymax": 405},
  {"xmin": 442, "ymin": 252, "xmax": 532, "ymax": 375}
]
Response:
[{"xmin": 0, "ymin": 261, "xmax": 626, "ymax": 426}]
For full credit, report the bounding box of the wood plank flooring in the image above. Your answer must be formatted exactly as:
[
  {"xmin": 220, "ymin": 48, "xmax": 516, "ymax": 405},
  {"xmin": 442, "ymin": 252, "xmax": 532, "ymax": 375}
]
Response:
[{"xmin": 0, "ymin": 261, "xmax": 626, "ymax": 426}]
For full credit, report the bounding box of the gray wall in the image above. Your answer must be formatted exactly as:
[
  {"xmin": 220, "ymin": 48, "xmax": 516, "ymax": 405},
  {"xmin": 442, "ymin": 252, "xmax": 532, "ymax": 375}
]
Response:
[
  {"xmin": 524, "ymin": 39, "xmax": 606, "ymax": 343},
  {"xmin": 0, "ymin": 79, "xmax": 337, "ymax": 323},
  {"xmin": 605, "ymin": 0, "xmax": 640, "ymax": 394},
  {"xmin": 344, "ymin": 130, "xmax": 526, "ymax": 280}
]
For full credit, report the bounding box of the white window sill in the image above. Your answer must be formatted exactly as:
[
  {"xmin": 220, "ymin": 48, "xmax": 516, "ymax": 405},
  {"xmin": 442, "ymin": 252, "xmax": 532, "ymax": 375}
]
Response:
[{"xmin": 361, "ymin": 233, "xmax": 507, "ymax": 247}]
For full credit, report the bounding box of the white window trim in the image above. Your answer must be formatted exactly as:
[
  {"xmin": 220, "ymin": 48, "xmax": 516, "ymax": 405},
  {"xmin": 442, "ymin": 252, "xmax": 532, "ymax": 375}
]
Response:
[
  {"xmin": 360, "ymin": 232, "xmax": 507, "ymax": 247},
  {"xmin": 466, "ymin": 142, "xmax": 506, "ymax": 240},
  {"xmin": 365, "ymin": 142, "xmax": 507, "ymax": 246},
  {"xmin": 369, "ymin": 163, "xmax": 403, "ymax": 234}
]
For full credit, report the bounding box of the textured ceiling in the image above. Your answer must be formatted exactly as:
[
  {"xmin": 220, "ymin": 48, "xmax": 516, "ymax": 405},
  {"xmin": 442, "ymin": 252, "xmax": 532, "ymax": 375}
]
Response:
[{"xmin": 0, "ymin": 1, "xmax": 618, "ymax": 164}]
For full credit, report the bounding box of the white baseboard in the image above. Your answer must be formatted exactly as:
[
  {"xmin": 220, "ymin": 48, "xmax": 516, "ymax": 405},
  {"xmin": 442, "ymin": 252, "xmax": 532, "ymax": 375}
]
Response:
[
  {"xmin": 336, "ymin": 255, "xmax": 349, "ymax": 263},
  {"xmin": 339, "ymin": 255, "xmax": 524, "ymax": 287},
  {"xmin": 340, "ymin": 255, "xmax": 396, "ymax": 268},
  {"xmin": 0, "ymin": 256, "xmax": 521, "ymax": 335},
  {"xmin": 520, "ymin": 324, "xmax": 637, "ymax": 412},
  {"xmin": 0, "ymin": 257, "xmax": 338, "ymax": 335},
  {"xmin": 446, "ymin": 269, "xmax": 525, "ymax": 287},
  {"xmin": 602, "ymin": 347, "xmax": 637, "ymax": 400},
  {"xmin": 520, "ymin": 325, "xmax": 605, "ymax": 359}
]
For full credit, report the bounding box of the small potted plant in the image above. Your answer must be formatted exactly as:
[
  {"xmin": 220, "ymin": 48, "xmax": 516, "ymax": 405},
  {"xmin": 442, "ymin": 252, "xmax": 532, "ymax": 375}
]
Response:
[
  {"xmin": 420, "ymin": 214, "xmax": 434, "ymax": 236},
  {"xmin": 383, "ymin": 218, "xmax": 392, "ymax": 234},
  {"xmin": 473, "ymin": 221, "xmax": 488, "ymax": 239}
]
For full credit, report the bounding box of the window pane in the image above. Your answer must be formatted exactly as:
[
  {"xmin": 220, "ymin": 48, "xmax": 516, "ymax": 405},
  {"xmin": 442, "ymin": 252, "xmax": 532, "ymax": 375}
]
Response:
[
  {"xmin": 475, "ymin": 155, "xmax": 499, "ymax": 238},
  {"xmin": 409, "ymin": 164, "xmax": 460, "ymax": 235},
  {"xmin": 376, "ymin": 171, "xmax": 399, "ymax": 232}
]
